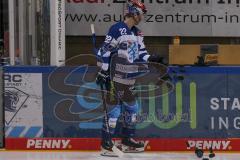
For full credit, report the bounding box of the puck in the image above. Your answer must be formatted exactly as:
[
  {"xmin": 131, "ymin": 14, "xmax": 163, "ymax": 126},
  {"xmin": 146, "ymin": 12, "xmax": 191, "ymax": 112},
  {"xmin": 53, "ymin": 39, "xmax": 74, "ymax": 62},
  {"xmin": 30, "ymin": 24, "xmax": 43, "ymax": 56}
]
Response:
[
  {"xmin": 209, "ymin": 153, "xmax": 215, "ymax": 158},
  {"xmin": 195, "ymin": 149, "xmax": 204, "ymax": 158}
]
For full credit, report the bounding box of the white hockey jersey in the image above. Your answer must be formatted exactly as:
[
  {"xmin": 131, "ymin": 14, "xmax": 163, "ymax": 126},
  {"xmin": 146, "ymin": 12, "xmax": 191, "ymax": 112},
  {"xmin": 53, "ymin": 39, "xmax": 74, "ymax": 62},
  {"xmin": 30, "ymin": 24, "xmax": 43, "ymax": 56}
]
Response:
[{"xmin": 97, "ymin": 21, "xmax": 150, "ymax": 85}]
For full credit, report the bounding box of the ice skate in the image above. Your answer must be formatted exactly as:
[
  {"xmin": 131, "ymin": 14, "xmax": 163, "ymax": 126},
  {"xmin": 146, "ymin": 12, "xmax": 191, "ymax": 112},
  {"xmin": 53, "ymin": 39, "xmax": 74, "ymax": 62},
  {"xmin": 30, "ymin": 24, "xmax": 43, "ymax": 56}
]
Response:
[
  {"xmin": 120, "ymin": 138, "xmax": 145, "ymax": 153},
  {"xmin": 101, "ymin": 147, "xmax": 119, "ymax": 157},
  {"xmin": 100, "ymin": 140, "xmax": 123, "ymax": 157}
]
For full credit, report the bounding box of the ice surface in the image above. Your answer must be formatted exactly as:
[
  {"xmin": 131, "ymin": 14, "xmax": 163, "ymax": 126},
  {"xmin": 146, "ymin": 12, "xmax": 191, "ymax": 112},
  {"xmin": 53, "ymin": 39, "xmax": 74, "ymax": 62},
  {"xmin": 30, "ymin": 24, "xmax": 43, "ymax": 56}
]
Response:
[{"xmin": 0, "ymin": 151, "xmax": 239, "ymax": 160}]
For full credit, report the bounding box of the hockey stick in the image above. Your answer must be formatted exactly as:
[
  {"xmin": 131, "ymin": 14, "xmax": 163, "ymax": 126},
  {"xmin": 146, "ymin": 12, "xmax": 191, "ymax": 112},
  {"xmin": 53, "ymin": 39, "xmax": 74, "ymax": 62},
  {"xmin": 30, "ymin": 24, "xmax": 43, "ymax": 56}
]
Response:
[
  {"xmin": 90, "ymin": 24, "xmax": 98, "ymax": 55},
  {"xmin": 100, "ymin": 84, "xmax": 123, "ymax": 157},
  {"xmin": 90, "ymin": 24, "xmax": 123, "ymax": 157}
]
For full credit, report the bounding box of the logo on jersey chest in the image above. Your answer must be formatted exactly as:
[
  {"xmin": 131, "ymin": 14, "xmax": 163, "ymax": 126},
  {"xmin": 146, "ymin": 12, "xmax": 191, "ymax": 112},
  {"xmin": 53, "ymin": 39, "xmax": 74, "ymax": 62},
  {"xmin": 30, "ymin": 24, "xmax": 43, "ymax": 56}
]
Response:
[{"xmin": 127, "ymin": 40, "xmax": 138, "ymax": 62}]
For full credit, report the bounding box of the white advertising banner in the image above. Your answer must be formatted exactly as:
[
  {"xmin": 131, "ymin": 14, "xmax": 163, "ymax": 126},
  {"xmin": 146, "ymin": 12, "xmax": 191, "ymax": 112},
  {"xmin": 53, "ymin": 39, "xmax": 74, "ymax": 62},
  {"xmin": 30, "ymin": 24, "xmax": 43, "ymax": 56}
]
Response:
[
  {"xmin": 65, "ymin": 0, "xmax": 240, "ymax": 36},
  {"xmin": 4, "ymin": 73, "xmax": 43, "ymax": 138},
  {"xmin": 51, "ymin": 0, "xmax": 66, "ymax": 66}
]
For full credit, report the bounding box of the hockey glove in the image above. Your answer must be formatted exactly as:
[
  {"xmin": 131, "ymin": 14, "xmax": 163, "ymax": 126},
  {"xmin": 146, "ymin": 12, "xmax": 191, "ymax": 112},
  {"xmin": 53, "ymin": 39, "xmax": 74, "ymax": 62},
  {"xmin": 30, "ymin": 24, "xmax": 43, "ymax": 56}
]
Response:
[
  {"xmin": 96, "ymin": 70, "xmax": 110, "ymax": 86},
  {"xmin": 148, "ymin": 54, "xmax": 165, "ymax": 64}
]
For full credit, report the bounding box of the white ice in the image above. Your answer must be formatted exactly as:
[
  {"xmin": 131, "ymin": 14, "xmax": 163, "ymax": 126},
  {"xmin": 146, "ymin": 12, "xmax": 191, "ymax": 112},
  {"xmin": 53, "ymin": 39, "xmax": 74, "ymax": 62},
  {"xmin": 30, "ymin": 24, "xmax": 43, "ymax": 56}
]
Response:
[{"xmin": 0, "ymin": 151, "xmax": 239, "ymax": 160}]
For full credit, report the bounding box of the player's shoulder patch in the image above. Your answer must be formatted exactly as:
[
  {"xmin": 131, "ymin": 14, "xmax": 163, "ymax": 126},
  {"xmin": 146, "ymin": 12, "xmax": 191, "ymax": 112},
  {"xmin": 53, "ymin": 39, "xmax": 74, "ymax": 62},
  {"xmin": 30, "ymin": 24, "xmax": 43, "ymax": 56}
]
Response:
[{"xmin": 137, "ymin": 30, "xmax": 144, "ymax": 36}]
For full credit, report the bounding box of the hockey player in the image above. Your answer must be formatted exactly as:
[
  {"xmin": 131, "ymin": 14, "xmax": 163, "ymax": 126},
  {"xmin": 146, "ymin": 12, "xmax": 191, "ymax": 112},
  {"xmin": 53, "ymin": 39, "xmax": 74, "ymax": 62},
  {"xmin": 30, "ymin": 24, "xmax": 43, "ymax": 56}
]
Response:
[{"xmin": 96, "ymin": 0, "xmax": 163, "ymax": 157}]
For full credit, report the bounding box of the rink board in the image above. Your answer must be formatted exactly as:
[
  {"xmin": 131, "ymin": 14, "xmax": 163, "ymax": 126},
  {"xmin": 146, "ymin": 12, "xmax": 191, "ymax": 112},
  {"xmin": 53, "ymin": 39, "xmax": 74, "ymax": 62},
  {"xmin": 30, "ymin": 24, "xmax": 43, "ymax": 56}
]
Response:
[{"xmin": 3, "ymin": 66, "xmax": 240, "ymax": 151}]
